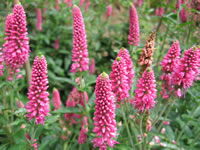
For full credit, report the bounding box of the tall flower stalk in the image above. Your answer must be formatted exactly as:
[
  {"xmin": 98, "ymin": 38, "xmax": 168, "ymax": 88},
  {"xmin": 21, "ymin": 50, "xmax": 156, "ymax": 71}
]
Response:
[
  {"xmin": 134, "ymin": 68, "xmax": 157, "ymax": 112},
  {"xmin": 25, "ymin": 55, "xmax": 50, "ymax": 125},
  {"xmin": 128, "ymin": 3, "xmax": 140, "ymax": 46},
  {"xmin": 172, "ymin": 46, "xmax": 200, "ymax": 97},
  {"xmin": 3, "ymin": 4, "xmax": 30, "ymax": 78},
  {"xmin": 110, "ymin": 56, "xmax": 129, "ymax": 103},
  {"xmin": 160, "ymin": 40, "xmax": 181, "ymax": 99},
  {"xmin": 92, "ymin": 72, "xmax": 119, "ymax": 150},
  {"xmin": 138, "ymin": 32, "xmax": 156, "ymax": 74},
  {"xmin": 71, "ymin": 5, "xmax": 89, "ymax": 73},
  {"xmin": 117, "ymin": 48, "xmax": 134, "ymax": 90}
]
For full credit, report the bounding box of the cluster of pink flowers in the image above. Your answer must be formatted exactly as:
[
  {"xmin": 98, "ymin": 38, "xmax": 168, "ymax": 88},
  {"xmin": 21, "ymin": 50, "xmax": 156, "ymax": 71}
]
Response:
[
  {"xmin": 85, "ymin": 0, "xmax": 90, "ymax": 12},
  {"xmin": 92, "ymin": 73, "xmax": 119, "ymax": 149},
  {"xmin": 155, "ymin": 8, "xmax": 164, "ymax": 17},
  {"xmin": 64, "ymin": 0, "xmax": 73, "ymax": 7},
  {"xmin": 89, "ymin": 58, "xmax": 95, "ymax": 74},
  {"xmin": 160, "ymin": 41, "xmax": 181, "ymax": 99},
  {"xmin": 106, "ymin": 5, "xmax": 112, "ymax": 18},
  {"xmin": 172, "ymin": 47, "xmax": 200, "ymax": 97},
  {"xmin": 176, "ymin": 0, "xmax": 188, "ymax": 22},
  {"xmin": 80, "ymin": 0, "xmax": 85, "ymax": 7},
  {"xmin": 25, "ymin": 133, "xmax": 39, "ymax": 150},
  {"xmin": 134, "ymin": 68, "xmax": 157, "ymax": 112},
  {"xmin": 54, "ymin": 38, "xmax": 59, "ymax": 50},
  {"xmin": 136, "ymin": 0, "xmax": 143, "ymax": 7},
  {"xmin": 64, "ymin": 88, "xmax": 88, "ymax": 125},
  {"xmin": 55, "ymin": 0, "xmax": 60, "ymax": 11},
  {"xmin": 110, "ymin": 56, "xmax": 129, "ymax": 103},
  {"xmin": 117, "ymin": 48, "xmax": 134, "ymax": 90},
  {"xmin": 78, "ymin": 116, "xmax": 88, "ymax": 144},
  {"xmin": 25, "ymin": 55, "xmax": 50, "ymax": 125},
  {"xmin": 71, "ymin": 5, "xmax": 89, "ymax": 73},
  {"xmin": 52, "ymin": 88, "xmax": 62, "ymax": 110},
  {"xmin": 128, "ymin": 3, "xmax": 140, "ymax": 46},
  {"xmin": 36, "ymin": 8, "xmax": 42, "ymax": 31},
  {"xmin": 3, "ymin": 4, "xmax": 30, "ymax": 78}
]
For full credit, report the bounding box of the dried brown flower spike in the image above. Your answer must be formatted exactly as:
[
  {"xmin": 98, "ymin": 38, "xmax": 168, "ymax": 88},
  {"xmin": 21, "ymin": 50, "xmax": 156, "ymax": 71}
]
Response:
[{"xmin": 138, "ymin": 31, "xmax": 156, "ymax": 74}]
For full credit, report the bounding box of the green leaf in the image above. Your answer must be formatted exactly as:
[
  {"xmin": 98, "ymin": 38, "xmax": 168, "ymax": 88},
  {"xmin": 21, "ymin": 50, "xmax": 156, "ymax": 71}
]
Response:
[{"xmin": 52, "ymin": 107, "xmax": 81, "ymax": 114}]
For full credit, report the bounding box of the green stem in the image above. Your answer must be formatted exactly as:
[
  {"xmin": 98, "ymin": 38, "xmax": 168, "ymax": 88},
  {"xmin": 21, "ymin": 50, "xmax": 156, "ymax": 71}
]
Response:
[
  {"xmin": 148, "ymin": 96, "xmax": 176, "ymax": 144},
  {"xmin": 152, "ymin": 100, "xmax": 169, "ymax": 127},
  {"xmin": 176, "ymin": 105, "xmax": 198, "ymax": 142},
  {"xmin": 157, "ymin": 97, "xmax": 176, "ymax": 133},
  {"xmin": 121, "ymin": 104, "xmax": 135, "ymax": 149}
]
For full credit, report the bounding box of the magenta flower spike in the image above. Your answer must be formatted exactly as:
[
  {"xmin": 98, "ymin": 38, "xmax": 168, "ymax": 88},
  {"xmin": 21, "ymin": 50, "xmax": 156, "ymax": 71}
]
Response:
[
  {"xmin": 64, "ymin": 0, "xmax": 73, "ymax": 7},
  {"xmin": 92, "ymin": 72, "xmax": 119, "ymax": 150},
  {"xmin": 137, "ymin": 0, "xmax": 143, "ymax": 7},
  {"xmin": 180, "ymin": 8, "xmax": 187, "ymax": 22},
  {"xmin": 117, "ymin": 48, "xmax": 134, "ymax": 90},
  {"xmin": 55, "ymin": 0, "xmax": 60, "ymax": 11},
  {"xmin": 53, "ymin": 88, "xmax": 62, "ymax": 111},
  {"xmin": 128, "ymin": 3, "xmax": 140, "ymax": 46},
  {"xmin": 160, "ymin": 40, "xmax": 181, "ymax": 99},
  {"xmin": 110, "ymin": 56, "xmax": 129, "ymax": 103},
  {"xmin": 134, "ymin": 68, "xmax": 157, "ymax": 112},
  {"xmin": 78, "ymin": 116, "xmax": 88, "ymax": 144},
  {"xmin": 54, "ymin": 38, "xmax": 59, "ymax": 50},
  {"xmin": 89, "ymin": 58, "xmax": 95, "ymax": 74},
  {"xmin": 106, "ymin": 5, "xmax": 112, "ymax": 18},
  {"xmin": 85, "ymin": 0, "xmax": 90, "ymax": 12},
  {"xmin": 172, "ymin": 47, "xmax": 200, "ymax": 97},
  {"xmin": 64, "ymin": 88, "xmax": 88, "ymax": 125},
  {"xmin": 71, "ymin": 5, "xmax": 89, "ymax": 73},
  {"xmin": 80, "ymin": 0, "xmax": 85, "ymax": 7},
  {"xmin": 36, "ymin": 8, "xmax": 42, "ymax": 31},
  {"xmin": 25, "ymin": 55, "xmax": 50, "ymax": 125},
  {"xmin": 3, "ymin": 4, "xmax": 30, "ymax": 76}
]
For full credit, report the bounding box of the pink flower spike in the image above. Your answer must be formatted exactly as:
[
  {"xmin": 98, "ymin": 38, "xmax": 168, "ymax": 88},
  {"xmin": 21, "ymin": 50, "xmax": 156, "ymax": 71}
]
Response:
[
  {"xmin": 71, "ymin": 5, "xmax": 89, "ymax": 73},
  {"xmin": 80, "ymin": 0, "xmax": 85, "ymax": 7},
  {"xmin": 117, "ymin": 48, "xmax": 134, "ymax": 90},
  {"xmin": 160, "ymin": 40, "xmax": 181, "ymax": 99},
  {"xmin": 85, "ymin": 0, "xmax": 90, "ymax": 12},
  {"xmin": 172, "ymin": 46, "xmax": 200, "ymax": 97},
  {"xmin": 155, "ymin": 8, "xmax": 160, "ymax": 16},
  {"xmin": 128, "ymin": 3, "xmax": 140, "ymax": 46},
  {"xmin": 3, "ymin": 4, "xmax": 30, "ymax": 77},
  {"xmin": 36, "ymin": 8, "xmax": 42, "ymax": 31},
  {"xmin": 106, "ymin": 5, "xmax": 112, "ymax": 18},
  {"xmin": 53, "ymin": 88, "xmax": 62, "ymax": 111},
  {"xmin": 25, "ymin": 55, "xmax": 50, "ymax": 125},
  {"xmin": 159, "ymin": 8, "xmax": 164, "ymax": 16},
  {"xmin": 55, "ymin": 0, "xmax": 60, "ymax": 11},
  {"xmin": 78, "ymin": 116, "xmax": 88, "ymax": 144},
  {"xmin": 137, "ymin": 0, "xmax": 143, "ymax": 7},
  {"xmin": 89, "ymin": 58, "xmax": 95, "ymax": 74},
  {"xmin": 180, "ymin": 8, "xmax": 187, "ymax": 22},
  {"xmin": 64, "ymin": 0, "xmax": 73, "ymax": 7},
  {"xmin": 110, "ymin": 56, "xmax": 129, "ymax": 103},
  {"xmin": 64, "ymin": 88, "xmax": 88, "ymax": 125},
  {"xmin": 134, "ymin": 68, "xmax": 157, "ymax": 112},
  {"xmin": 92, "ymin": 72, "xmax": 119, "ymax": 149},
  {"xmin": 54, "ymin": 38, "xmax": 59, "ymax": 50}
]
